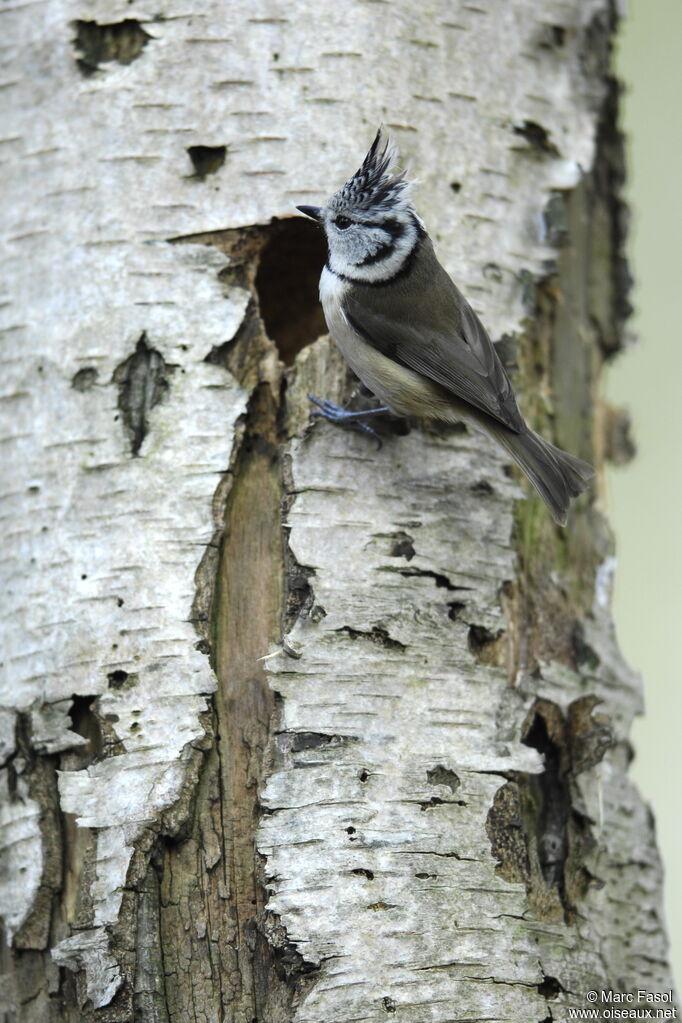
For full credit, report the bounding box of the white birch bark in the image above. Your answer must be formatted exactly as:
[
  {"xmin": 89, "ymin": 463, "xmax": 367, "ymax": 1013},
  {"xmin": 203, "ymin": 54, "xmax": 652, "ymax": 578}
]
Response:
[{"xmin": 0, "ymin": 0, "xmax": 675, "ymax": 1020}]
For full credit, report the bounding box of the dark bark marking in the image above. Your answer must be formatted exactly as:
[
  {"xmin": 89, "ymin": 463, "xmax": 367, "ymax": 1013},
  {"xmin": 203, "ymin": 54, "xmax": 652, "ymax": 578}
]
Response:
[
  {"xmin": 393, "ymin": 566, "xmax": 460, "ymax": 590},
  {"xmin": 537, "ymin": 975, "xmax": 563, "ymax": 999},
  {"xmin": 73, "ymin": 19, "xmax": 152, "ymax": 75},
  {"xmin": 107, "ymin": 669, "xmax": 131, "ymax": 689},
  {"xmin": 468, "ymin": 624, "xmax": 507, "ymax": 667},
  {"xmin": 281, "ymin": 731, "xmax": 359, "ymax": 754},
  {"xmin": 71, "ymin": 367, "xmax": 98, "ymax": 391},
  {"xmin": 336, "ymin": 625, "xmax": 406, "ymax": 651},
  {"xmin": 113, "ymin": 333, "xmax": 174, "ymax": 457},
  {"xmin": 512, "ymin": 120, "xmax": 559, "ymax": 156},
  {"xmin": 387, "ymin": 532, "xmax": 415, "ymax": 560},
  {"xmin": 426, "ymin": 766, "xmax": 461, "ymax": 792},
  {"xmin": 417, "ymin": 795, "xmax": 466, "ymax": 810},
  {"xmin": 537, "ymin": 24, "xmax": 566, "ymax": 49},
  {"xmin": 186, "ymin": 145, "xmax": 227, "ymax": 180},
  {"xmin": 68, "ymin": 695, "xmax": 103, "ymax": 758}
]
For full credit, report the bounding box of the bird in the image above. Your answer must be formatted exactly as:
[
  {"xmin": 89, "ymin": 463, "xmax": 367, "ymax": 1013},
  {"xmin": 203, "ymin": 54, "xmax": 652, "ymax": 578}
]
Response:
[{"xmin": 296, "ymin": 129, "xmax": 594, "ymax": 526}]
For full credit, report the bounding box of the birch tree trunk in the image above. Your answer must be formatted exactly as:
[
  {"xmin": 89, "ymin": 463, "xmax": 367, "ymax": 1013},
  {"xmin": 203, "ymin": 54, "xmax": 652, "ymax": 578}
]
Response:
[{"xmin": 0, "ymin": 1, "xmax": 676, "ymax": 1021}]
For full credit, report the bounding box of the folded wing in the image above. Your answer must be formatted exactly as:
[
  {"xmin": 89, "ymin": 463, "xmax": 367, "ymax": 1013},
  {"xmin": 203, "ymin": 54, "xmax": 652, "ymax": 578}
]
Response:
[{"xmin": 342, "ymin": 243, "xmax": 525, "ymax": 434}]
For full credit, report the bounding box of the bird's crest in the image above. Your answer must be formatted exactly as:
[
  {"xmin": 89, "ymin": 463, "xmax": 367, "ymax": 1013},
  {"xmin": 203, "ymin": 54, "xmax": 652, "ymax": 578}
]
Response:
[{"xmin": 336, "ymin": 128, "xmax": 411, "ymax": 214}]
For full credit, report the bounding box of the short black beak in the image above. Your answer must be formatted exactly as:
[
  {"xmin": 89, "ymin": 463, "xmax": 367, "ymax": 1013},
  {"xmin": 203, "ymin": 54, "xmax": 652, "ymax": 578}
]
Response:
[{"xmin": 296, "ymin": 205, "xmax": 322, "ymax": 222}]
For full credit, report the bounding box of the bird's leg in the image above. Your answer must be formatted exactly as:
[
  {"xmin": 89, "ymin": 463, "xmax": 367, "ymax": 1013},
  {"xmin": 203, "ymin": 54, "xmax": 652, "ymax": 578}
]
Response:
[{"xmin": 307, "ymin": 393, "xmax": 391, "ymax": 446}]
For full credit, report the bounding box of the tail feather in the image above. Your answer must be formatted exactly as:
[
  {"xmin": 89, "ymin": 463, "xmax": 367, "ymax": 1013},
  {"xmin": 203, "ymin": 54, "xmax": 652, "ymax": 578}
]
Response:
[{"xmin": 493, "ymin": 426, "xmax": 594, "ymax": 526}]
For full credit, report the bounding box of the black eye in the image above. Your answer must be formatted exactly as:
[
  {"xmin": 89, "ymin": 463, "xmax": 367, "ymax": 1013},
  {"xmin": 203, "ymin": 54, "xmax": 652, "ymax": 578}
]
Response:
[{"xmin": 334, "ymin": 216, "xmax": 351, "ymax": 230}]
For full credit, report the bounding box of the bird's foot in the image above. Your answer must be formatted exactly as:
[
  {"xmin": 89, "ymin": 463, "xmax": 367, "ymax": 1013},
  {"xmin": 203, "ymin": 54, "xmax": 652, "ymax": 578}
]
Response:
[{"xmin": 307, "ymin": 394, "xmax": 390, "ymax": 448}]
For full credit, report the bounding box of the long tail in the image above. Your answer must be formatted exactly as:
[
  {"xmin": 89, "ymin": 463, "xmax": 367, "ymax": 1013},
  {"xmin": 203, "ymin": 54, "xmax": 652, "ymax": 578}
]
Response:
[{"xmin": 492, "ymin": 426, "xmax": 595, "ymax": 526}]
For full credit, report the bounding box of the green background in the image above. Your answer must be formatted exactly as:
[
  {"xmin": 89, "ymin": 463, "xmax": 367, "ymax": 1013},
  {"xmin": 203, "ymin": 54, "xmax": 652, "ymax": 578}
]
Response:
[{"xmin": 610, "ymin": 0, "xmax": 681, "ymax": 990}]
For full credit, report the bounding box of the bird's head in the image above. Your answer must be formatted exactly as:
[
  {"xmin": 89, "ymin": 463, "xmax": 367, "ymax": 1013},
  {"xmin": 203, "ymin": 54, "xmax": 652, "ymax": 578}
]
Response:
[{"xmin": 297, "ymin": 128, "xmax": 424, "ymax": 284}]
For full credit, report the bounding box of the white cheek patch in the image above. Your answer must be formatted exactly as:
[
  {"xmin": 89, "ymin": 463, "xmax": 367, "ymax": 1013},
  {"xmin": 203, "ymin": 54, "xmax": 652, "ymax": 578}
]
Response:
[
  {"xmin": 327, "ymin": 221, "xmax": 418, "ymax": 284},
  {"xmin": 360, "ymin": 226, "xmax": 392, "ymax": 259},
  {"xmin": 332, "ymin": 223, "xmax": 385, "ymax": 268},
  {"xmin": 352, "ymin": 225, "xmax": 417, "ymax": 283}
]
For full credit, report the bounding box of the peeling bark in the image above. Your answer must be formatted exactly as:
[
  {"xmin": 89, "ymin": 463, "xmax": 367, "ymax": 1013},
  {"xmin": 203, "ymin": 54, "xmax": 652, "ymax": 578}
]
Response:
[{"xmin": 0, "ymin": 1, "xmax": 676, "ymax": 1021}]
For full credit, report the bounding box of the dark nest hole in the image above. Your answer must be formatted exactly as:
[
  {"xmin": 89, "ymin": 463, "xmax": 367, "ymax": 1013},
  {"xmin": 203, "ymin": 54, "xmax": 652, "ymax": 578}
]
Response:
[{"xmin": 255, "ymin": 217, "xmax": 327, "ymax": 366}]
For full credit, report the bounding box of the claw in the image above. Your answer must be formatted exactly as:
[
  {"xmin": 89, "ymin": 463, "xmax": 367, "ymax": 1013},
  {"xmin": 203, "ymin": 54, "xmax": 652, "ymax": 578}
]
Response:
[{"xmin": 353, "ymin": 420, "xmax": 383, "ymax": 449}]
